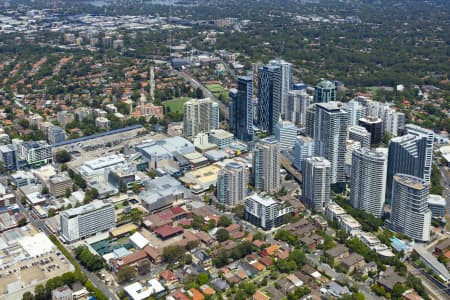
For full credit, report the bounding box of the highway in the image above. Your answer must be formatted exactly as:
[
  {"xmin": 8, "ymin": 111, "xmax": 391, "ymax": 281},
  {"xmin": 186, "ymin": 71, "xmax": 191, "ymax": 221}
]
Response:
[{"xmin": 174, "ymin": 69, "xmax": 229, "ymax": 120}]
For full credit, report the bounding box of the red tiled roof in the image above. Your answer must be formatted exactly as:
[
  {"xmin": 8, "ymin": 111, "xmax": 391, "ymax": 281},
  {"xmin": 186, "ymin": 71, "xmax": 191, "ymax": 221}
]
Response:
[
  {"xmin": 122, "ymin": 250, "xmax": 147, "ymax": 265},
  {"xmin": 160, "ymin": 269, "xmax": 176, "ymax": 281},
  {"xmin": 143, "ymin": 246, "xmax": 161, "ymax": 260},
  {"xmin": 259, "ymin": 256, "xmax": 273, "ymax": 266},
  {"xmin": 226, "ymin": 224, "xmax": 240, "ymax": 233},
  {"xmin": 170, "ymin": 206, "xmax": 186, "ymax": 215},
  {"xmin": 154, "ymin": 225, "xmax": 183, "ymax": 238},
  {"xmin": 173, "ymin": 290, "xmax": 190, "ymax": 300}
]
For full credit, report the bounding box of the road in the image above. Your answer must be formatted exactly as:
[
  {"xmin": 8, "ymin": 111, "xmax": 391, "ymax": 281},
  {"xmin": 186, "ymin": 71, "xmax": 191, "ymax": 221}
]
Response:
[
  {"xmin": 438, "ymin": 165, "xmax": 450, "ymax": 216},
  {"xmin": 280, "ymin": 153, "xmax": 302, "ymax": 184},
  {"xmin": 174, "ymin": 69, "xmax": 229, "ymax": 120},
  {"xmin": 406, "ymin": 262, "xmax": 449, "ymax": 300}
]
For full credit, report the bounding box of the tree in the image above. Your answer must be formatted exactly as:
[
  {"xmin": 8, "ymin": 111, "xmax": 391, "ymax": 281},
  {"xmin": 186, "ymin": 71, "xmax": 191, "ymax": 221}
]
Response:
[
  {"xmin": 117, "ymin": 265, "xmax": 136, "ymax": 283},
  {"xmin": 65, "ymin": 187, "xmax": 72, "ymax": 198},
  {"xmin": 137, "ymin": 260, "xmax": 151, "ymax": 275},
  {"xmin": 253, "ymin": 231, "xmax": 265, "ymax": 241},
  {"xmin": 163, "ymin": 245, "xmax": 184, "ymax": 263},
  {"xmin": 119, "ymin": 182, "xmax": 128, "ymax": 193},
  {"xmin": 22, "ymin": 292, "xmax": 34, "ymax": 300},
  {"xmin": 55, "ymin": 150, "xmax": 71, "ymax": 163},
  {"xmin": 217, "ymin": 215, "xmax": 232, "ymax": 227},
  {"xmin": 18, "ymin": 217, "xmax": 27, "ymax": 227},
  {"xmin": 197, "ymin": 273, "xmax": 209, "ymax": 285},
  {"xmin": 132, "ymin": 183, "xmax": 141, "ymax": 194},
  {"xmin": 148, "ymin": 169, "xmax": 157, "ymax": 179},
  {"xmin": 34, "ymin": 284, "xmax": 48, "ymax": 300},
  {"xmin": 216, "ymin": 228, "xmax": 230, "ymax": 242},
  {"xmin": 41, "ymin": 186, "xmax": 49, "ymax": 195},
  {"xmin": 48, "ymin": 208, "xmax": 56, "ymax": 217}
]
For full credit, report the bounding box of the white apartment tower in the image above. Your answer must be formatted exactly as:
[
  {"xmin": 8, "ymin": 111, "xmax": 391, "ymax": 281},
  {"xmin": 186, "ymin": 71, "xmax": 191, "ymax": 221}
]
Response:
[
  {"xmin": 302, "ymin": 157, "xmax": 331, "ymax": 212},
  {"xmin": 252, "ymin": 138, "xmax": 280, "ymax": 193},
  {"xmin": 390, "ymin": 174, "xmax": 431, "ymax": 242},
  {"xmin": 349, "ymin": 148, "xmax": 387, "ymax": 217},
  {"xmin": 314, "ymin": 102, "xmax": 348, "ymax": 187},
  {"xmin": 183, "ymin": 98, "xmax": 219, "ymax": 138},
  {"xmin": 217, "ymin": 162, "xmax": 248, "ymax": 207}
]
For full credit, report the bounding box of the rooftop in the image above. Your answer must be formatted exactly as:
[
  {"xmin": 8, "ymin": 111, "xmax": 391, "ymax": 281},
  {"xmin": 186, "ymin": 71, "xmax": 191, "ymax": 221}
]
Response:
[
  {"xmin": 428, "ymin": 194, "xmax": 446, "ymax": 206},
  {"xmin": 62, "ymin": 200, "xmax": 111, "ymax": 218},
  {"xmin": 247, "ymin": 194, "xmax": 277, "ymax": 207},
  {"xmin": 316, "ymin": 80, "xmax": 336, "ymax": 90},
  {"xmin": 394, "ymin": 174, "xmax": 427, "ymax": 190}
]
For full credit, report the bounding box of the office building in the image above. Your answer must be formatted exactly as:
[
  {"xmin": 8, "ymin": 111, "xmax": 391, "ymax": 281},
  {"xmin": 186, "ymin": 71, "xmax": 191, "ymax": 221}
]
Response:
[
  {"xmin": 269, "ymin": 59, "xmax": 293, "ymax": 117},
  {"xmin": 0, "ymin": 144, "xmax": 18, "ymax": 171},
  {"xmin": 314, "ymin": 102, "xmax": 348, "ymax": 187},
  {"xmin": 302, "ymin": 157, "xmax": 331, "ymax": 212},
  {"xmin": 209, "ymin": 129, "xmax": 234, "ymax": 149},
  {"xmin": 183, "ymin": 98, "xmax": 219, "ymax": 138},
  {"xmin": 428, "ymin": 194, "xmax": 446, "ymax": 218},
  {"xmin": 17, "ymin": 141, "xmax": 52, "ymax": 167},
  {"xmin": 217, "ymin": 162, "xmax": 248, "ymax": 207},
  {"xmin": 60, "ymin": 200, "xmax": 115, "ymax": 243},
  {"xmin": 293, "ymin": 136, "xmax": 315, "ymax": 171},
  {"xmin": 229, "ymin": 75, "xmax": 254, "ymax": 142},
  {"xmin": 358, "ymin": 116, "xmax": 383, "ymax": 145},
  {"xmin": 390, "ymin": 174, "xmax": 431, "ymax": 242},
  {"xmin": 252, "ymin": 138, "xmax": 280, "ymax": 193},
  {"xmin": 386, "ymin": 132, "xmax": 433, "ymax": 199},
  {"xmin": 48, "ymin": 125, "xmax": 66, "ymax": 144},
  {"xmin": 286, "ymin": 89, "xmax": 312, "ymax": 126},
  {"xmin": 348, "ymin": 125, "xmax": 371, "ymax": 149},
  {"xmin": 244, "ymin": 194, "xmax": 293, "ymax": 230},
  {"xmin": 349, "ymin": 148, "xmax": 387, "ymax": 217},
  {"xmin": 344, "ymin": 99, "xmax": 367, "ymax": 126},
  {"xmin": 314, "ymin": 80, "xmax": 336, "ymax": 103},
  {"xmin": 257, "ymin": 64, "xmax": 281, "ymax": 133},
  {"xmin": 274, "ymin": 120, "xmax": 298, "ymax": 149},
  {"xmin": 49, "ymin": 174, "xmax": 72, "ymax": 197}
]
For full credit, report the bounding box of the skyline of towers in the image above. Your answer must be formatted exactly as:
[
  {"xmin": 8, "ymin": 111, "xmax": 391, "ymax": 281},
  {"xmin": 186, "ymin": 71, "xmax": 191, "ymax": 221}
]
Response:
[{"xmin": 349, "ymin": 148, "xmax": 387, "ymax": 217}]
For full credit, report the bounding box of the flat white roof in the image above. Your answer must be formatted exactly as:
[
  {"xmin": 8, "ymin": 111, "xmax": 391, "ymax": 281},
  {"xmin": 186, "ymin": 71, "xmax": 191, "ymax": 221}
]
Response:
[
  {"xmin": 248, "ymin": 194, "xmax": 277, "ymax": 206},
  {"xmin": 124, "ymin": 279, "xmax": 165, "ymax": 300},
  {"xmin": 428, "ymin": 194, "xmax": 446, "ymax": 206},
  {"xmin": 18, "ymin": 232, "xmax": 55, "ymax": 258},
  {"xmin": 129, "ymin": 232, "xmax": 149, "ymax": 249}
]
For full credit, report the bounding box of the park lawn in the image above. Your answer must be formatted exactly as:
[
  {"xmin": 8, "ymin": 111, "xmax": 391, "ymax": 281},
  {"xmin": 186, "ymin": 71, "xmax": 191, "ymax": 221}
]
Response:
[
  {"xmin": 206, "ymin": 84, "xmax": 229, "ymax": 102},
  {"xmin": 163, "ymin": 97, "xmax": 191, "ymax": 113}
]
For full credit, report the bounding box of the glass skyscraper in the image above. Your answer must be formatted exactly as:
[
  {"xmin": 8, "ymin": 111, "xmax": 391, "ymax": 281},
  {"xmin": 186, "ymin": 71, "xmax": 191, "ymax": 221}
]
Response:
[{"xmin": 229, "ymin": 75, "xmax": 254, "ymax": 142}]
